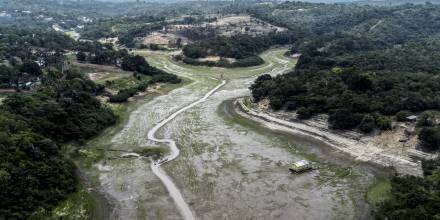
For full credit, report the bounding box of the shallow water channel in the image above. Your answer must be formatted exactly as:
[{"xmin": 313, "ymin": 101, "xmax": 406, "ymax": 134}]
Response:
[{"xmin": 82, "ymin": 49, "xmax": 385, "ymax": 220}]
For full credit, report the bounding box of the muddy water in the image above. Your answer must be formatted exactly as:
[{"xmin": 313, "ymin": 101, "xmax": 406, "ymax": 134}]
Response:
[{"xmin": 87, "ymin": 49, "xmax": 382, "ymax": 220}]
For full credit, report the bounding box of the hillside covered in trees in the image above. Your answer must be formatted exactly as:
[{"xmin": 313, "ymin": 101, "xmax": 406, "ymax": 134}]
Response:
[
  {"xmin": 0, "ymin": 27, "xmax": 117, "ymax": 218},
  {"xmin": 250, "ymin": 2, "xmax": 440, "ymax": 134},
  {"xmin": 0, "ymin": 69, "xmax": 117, "ymax": 218},
  {"xmin": 0, "ymin": 24, "xmax": 182, "ymax": 217},
  {"xmin": 248, "ymin": 2, "xmax": 440, "ymax": 219}
]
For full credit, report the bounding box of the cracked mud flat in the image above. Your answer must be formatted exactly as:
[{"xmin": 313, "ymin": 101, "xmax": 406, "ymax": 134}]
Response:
[{"xmin": 83, "ymin": 49, "xmax": 385, "ymax": 220}]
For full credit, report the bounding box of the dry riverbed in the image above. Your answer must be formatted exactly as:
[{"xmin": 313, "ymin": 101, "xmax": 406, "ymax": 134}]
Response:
[{"xmin": 77, "ymin": 48, "xmax": 390, "ymax": 220}]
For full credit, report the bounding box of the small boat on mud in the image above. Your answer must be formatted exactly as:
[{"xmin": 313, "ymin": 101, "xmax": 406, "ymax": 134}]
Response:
[{"xmin": 289, "ymin": 160, "xmax": 313, "ymax": 173}]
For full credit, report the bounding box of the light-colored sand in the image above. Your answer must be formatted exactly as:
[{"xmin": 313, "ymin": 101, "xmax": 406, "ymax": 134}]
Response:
[{"xmin": 142, "ymin": 32, "xmax": 189, "ymax": 46}]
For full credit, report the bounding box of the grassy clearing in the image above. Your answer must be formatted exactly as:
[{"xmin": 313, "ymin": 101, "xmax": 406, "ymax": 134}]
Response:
[
  {"xmin": 367, "ymin": 178, "xmax": 391, "ymax": 204},
  {"xmin": 74, "ymin": 64, "xmax": 130, "ymax": 75},
  {"xmin": 65, "ymin": 30, "xmax": 80, "ymax": 40},
  {"xmin": 103, "ymin": 74, "xmax": 152, "ymax": 91},
  {"xmin": 49, "ymin": 186, "xmax": 93, "ymax": 220},
  {"xmin": 29, "ymin": 185, "xmax": 94, "ymax": 220},
  {"xmin": 94, "ymin": 72, "xmax": 133, "ymax": 85},
  {"xmin": 71, "ymin": 62, "xmax": 132, "ymax": 83}
]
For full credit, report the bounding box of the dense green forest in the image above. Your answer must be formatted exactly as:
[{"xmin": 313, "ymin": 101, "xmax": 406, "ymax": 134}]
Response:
[
  {"xmin": 250, "ymin": 3, "xmax": 440, "ymax": 134},
  {"xmin": 0, "ymin": 27, "xmax": 117, "ymax": 218},
  {"xmin": 0, "ymin": 68, "xmax": 117, "ymax": 218},
  {"xmin": 376, "ymin": 160, "xmax": 440, "ymax": 219},
  {"xmin": 0, "ymin": 27, "xmax": 76, "ymax": 89},
  {"xmin": 246, "ymin": 2, "xmax": 440, "ymax": 218}
]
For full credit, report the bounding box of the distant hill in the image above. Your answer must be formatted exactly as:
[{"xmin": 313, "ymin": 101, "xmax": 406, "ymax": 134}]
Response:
[{"xmin": 60, "ymin": 0, "xmax": 440, "ymax": 5}]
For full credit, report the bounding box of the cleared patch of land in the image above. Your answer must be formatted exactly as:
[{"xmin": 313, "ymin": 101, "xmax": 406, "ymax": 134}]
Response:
[
  {"xmin": 151, "ymin": 14, "xmax": 287, "ymax": 48},
  {"xmin": 142, "ymin": 32, "xmax": 189, "ymax": 46},
  {"xmin": 71, "ymin": 62, "xmax": 124, "ymax": 74},
  {"xmin": 205, "ymin": 15, "xmax": 287, "ymax": 36}
]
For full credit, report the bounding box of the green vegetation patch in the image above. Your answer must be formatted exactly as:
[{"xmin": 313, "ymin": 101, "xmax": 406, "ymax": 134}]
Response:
[
  {"xmin": 0, "ymin": 68, "xmax": 117, "ymax": 219},
  {"xmin": 135, "ymin": 147, "xmax": 168, "ymax": 160},
  {"xmin": 29, "ymin": 186, "xmax": 94, "ymax": 220},
  {"xmin": 104, "ymin": 74, "xmax": 152, "ymax": 91},
  {"xmin": 367, "ymin": 179, "xmax": 391, "ymax": 204},
  {"xmin": 0, "ymin": 95, "xmax": 6, "ymax": 104}
]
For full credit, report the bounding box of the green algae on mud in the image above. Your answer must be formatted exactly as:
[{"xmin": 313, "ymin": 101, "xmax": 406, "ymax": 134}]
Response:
[{"xmin": 367, "ymin": 178, "xmax": 391, "ymax": 204}]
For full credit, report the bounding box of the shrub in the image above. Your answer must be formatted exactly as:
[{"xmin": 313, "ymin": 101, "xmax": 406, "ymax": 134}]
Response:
[
  {"xmin": 231, "ymin": 56, "xmax": 264, "ymax": 67},
  {"xmin": 76, "ymin": 51, "xmax": 87, "ymax": 62},
  {"xmin": 109, "ymin": 91, "xmax": 131, "ymax": 103},
  {"xmin": 151, "ymin": 73, "xmax": 181, "ymax": 84},
  {"xmin": 417, "ymin": 111, "xmax": 437, "ymax": 127},
  {"xmin": 297, "ymin": 107, "xmax": 313, "ymax": 119},
  {"xmin": 360, "ymin": 114, "xmax": 376, "ymax": 133},
  {"xmin": 329, "ymin": 109, "xmax": 362, "ymax": 129},
  {"xmin": 136, "ymin": 148, "xmax": 167, "ymax": 160},
  {"xmin": 149, "ymin": 44, "xmax": 160, "ymax": 51},
  {"xmin": 419, "ymin": 127, "xmax": 440, "ymax": 151},
  {"xmin": 422, "ymin": 159, "xmax": 440, "ymax": 176},
  {"xmin": 269, "ymin": 96, "xmax": 284, "ymax": 110},
  {"xmin": 396, "ymin": 110, "xmax": 412, "ymax": 122},
  {"xmin": 376, "ymin": 115, "xmax": 392, "ymax": 130}
]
